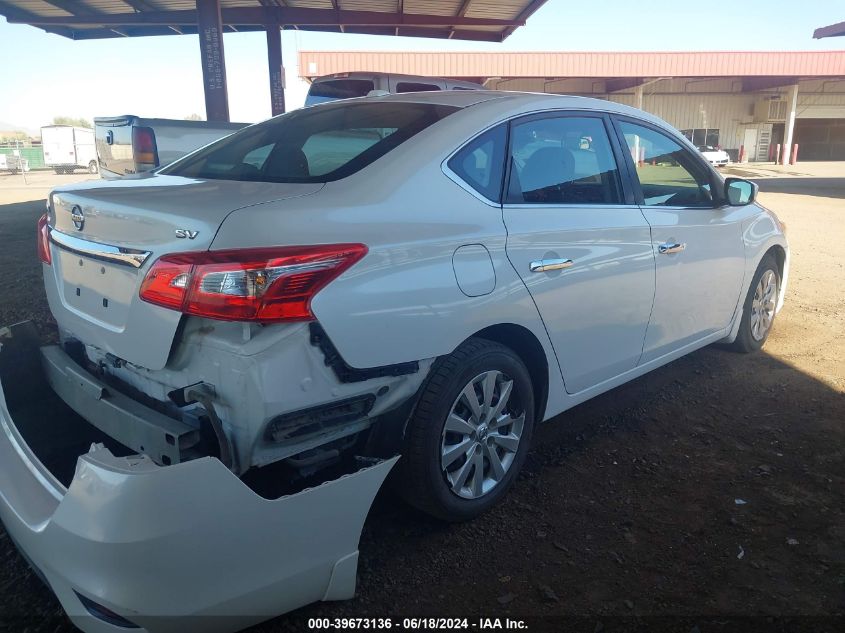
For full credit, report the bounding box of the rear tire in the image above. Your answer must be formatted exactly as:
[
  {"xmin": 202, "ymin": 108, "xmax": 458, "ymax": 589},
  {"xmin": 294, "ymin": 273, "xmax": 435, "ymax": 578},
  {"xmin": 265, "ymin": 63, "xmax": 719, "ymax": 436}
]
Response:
[
  {"xmin": 88, "ymin": 161, "xmax": 98, "ymax": 174},
  {"xmin": 729, "ymin": 254, "xmax": 780, "ymax": 353},
  {"xmin": 53, "ymin": 168, "xmax": 62, "ymax": 175},
  {"xmin": 396, "ymin": 338, "xmax": 535, "ymax": 522}
]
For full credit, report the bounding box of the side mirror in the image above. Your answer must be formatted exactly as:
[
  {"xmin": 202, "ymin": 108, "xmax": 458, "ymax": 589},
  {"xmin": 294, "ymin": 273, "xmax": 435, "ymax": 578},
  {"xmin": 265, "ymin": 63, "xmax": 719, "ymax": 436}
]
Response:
[{"xmin": 725, "ymin": 177, "xmax": 758, "ymax": 206}]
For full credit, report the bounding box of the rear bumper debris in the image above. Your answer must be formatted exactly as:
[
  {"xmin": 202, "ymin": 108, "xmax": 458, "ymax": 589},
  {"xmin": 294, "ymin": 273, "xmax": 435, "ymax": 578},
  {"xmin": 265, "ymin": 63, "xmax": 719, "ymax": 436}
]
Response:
[{"xmin": 0, "ymin": 322, "xmax": 397, "ymax": 633}]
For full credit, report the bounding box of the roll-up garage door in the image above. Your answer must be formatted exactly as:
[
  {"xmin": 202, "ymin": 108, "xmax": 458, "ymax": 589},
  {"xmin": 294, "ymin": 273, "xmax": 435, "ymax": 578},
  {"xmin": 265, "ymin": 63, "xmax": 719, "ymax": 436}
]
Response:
[{"xmin": 793, "ymin": 119, "xmax": 845, "ymax": 161}]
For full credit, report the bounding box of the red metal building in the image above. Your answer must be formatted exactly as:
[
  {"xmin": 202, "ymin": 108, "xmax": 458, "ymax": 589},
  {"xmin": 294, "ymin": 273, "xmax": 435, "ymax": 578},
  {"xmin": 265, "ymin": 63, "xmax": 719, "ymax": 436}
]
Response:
[{"xmin": 300, "ymin": 50, "xmax": 845, "ymax": 161}]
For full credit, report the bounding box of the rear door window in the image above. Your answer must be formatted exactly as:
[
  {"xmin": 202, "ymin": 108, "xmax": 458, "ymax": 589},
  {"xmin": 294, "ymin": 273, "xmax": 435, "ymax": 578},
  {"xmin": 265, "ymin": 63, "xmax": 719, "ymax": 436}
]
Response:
[
  {"xmin": 305, "ymin": 79, "xmax": 375, "ymax": 105},
  {"xmin": 507, "ymin": 115, "xmax": 623, "ymax": 205}
]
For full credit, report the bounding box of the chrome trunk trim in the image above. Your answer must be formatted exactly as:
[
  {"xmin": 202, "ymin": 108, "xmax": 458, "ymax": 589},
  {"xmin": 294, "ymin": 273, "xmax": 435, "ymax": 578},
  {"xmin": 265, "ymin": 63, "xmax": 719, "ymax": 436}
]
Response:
[{"xmin": 50, "ymin": 229, "xmax": 151, "ymax": 269}]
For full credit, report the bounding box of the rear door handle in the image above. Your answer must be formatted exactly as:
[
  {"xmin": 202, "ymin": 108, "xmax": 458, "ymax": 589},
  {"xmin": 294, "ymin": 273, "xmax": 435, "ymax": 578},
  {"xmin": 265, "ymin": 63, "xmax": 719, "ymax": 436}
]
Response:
[
  {"xmin": 529, "ymin": 258, "xmax": 573, "ymax": 273},
  {"xmin": 658, "ymin": 242, "xmax": 686, "ymax": 255}
]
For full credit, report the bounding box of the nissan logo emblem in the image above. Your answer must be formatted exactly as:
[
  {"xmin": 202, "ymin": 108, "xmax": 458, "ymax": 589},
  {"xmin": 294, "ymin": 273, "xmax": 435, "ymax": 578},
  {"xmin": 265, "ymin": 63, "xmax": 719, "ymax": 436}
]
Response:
[{"xmin": 71, "ymin": 205, "xmax": 84, "ymax": 231}]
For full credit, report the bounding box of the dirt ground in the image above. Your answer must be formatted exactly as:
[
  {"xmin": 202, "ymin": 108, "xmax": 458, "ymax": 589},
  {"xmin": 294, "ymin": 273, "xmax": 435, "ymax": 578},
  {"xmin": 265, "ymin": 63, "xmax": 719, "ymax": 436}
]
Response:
[{"xmin": 0, "ymin": 165, "xmax": 842, "ymax": 632}]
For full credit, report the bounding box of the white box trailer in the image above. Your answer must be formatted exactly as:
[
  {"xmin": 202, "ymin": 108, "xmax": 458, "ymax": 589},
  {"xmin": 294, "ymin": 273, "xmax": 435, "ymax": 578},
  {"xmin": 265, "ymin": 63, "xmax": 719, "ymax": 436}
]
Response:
[{"xmin": 41, "ymin": 125, "xmax": 98, "ymax": 174}]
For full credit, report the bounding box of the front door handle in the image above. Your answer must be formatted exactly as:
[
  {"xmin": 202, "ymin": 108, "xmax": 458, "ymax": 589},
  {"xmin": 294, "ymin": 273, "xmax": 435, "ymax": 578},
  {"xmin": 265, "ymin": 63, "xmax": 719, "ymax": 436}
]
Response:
[
  {"xmin": 658, "ymin": 242, "xmax": 686, "ymax": 255},
  {"xmin": 529, "ymin": 258, "xmax": 573, "ymax": 273}
]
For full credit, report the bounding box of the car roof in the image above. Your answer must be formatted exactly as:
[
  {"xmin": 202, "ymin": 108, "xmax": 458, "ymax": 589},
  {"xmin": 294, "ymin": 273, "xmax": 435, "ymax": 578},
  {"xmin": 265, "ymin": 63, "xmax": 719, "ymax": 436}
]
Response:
[{"xmin": 357, "ymin": 90, "xmax": 667, "ymax": 125}]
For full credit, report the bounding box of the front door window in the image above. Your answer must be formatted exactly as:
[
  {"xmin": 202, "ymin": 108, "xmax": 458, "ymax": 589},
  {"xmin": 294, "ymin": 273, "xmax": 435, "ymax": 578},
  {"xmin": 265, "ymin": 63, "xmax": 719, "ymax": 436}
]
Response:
[{"xmin": 619, "ymin": 121, "xmax": 714, "ymax": 208}]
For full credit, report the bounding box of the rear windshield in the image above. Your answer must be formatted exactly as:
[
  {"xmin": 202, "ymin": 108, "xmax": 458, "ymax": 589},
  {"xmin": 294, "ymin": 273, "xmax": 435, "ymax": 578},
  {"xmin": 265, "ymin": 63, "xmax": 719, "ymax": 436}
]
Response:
[
  {"xmin": 162, "ymin": 101, "xmax": 458, "ymax": 183},
  {"xmin": 305, "ymin": 79, "xmax": 375, "ymax": 105}
]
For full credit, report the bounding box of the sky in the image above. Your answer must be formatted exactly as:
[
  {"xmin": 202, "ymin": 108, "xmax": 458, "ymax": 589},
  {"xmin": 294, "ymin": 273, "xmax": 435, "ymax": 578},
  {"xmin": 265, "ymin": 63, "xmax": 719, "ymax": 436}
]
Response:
[{"xmin": 0, "ymin": 0, "xmax": 843, "ymax": 131}]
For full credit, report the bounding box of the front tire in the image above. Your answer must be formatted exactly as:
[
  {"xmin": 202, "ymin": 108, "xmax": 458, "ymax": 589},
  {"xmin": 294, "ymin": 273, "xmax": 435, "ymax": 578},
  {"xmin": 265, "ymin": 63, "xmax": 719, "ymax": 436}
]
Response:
[
  {"xmin": 730, "ymin": 254, "xmax": 780, "ymax": 353},
  {"xmin": 88, "ymin": 160, "xmax": 98, "ymax": 174},
  {"xmin": 396, "ymin": 338, "xmax": 535, "ymax": 522}
]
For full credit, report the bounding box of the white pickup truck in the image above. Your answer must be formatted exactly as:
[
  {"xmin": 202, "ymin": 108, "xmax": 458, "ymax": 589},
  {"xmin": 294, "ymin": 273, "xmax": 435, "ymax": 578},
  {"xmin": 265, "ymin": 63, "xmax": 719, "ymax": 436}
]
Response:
[{"xmin": 94, "ymin": 115, "xmax": 248, "ymax": 179}]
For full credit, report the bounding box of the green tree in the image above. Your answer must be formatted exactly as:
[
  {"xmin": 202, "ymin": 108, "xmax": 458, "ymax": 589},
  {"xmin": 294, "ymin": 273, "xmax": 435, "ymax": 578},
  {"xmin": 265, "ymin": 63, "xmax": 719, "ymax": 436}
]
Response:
[
  {"xmin": 52, "ymin": 116, "xmax": 93, "ymax": 128},
  {"xmin": 0, "ymin": 130, "xmax": 29, "ymax": 143}
]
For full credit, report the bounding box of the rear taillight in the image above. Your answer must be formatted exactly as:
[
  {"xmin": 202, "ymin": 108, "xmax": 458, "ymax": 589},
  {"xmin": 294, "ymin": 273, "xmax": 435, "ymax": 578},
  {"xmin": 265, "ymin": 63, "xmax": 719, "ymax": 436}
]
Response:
[
  {"xmin": 37, "ymin": 213, "xmax": 51, "ymax": 265},
  {"xmin": 132, "ymin": 126, "xmax": 159, "ymax": 170},
  {"xmin": 139, "ymin": 244, "xmax": 367, "ymax": 323}
]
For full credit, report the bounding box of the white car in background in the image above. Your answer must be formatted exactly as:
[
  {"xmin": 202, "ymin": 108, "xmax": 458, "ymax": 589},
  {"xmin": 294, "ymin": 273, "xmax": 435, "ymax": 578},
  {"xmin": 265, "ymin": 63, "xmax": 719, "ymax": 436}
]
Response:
[
  {"xmin": 698, "ymin": 144, "xmax": 731, "ymax": 167},
  {"xmin": 1, "ymin": 91, "xmax": 788, "ymax": 632}
]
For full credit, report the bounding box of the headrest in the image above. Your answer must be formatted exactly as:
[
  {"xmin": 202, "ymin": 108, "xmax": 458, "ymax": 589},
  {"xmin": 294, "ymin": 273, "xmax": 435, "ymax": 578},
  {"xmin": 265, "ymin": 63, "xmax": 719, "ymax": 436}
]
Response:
[
  {"xmin": 520, "ymin": 146, "xmax": 574, "ymax": 194},
  {"xmin": 265, "ymin": 147, "xmax": 309, "ymax": 178}
]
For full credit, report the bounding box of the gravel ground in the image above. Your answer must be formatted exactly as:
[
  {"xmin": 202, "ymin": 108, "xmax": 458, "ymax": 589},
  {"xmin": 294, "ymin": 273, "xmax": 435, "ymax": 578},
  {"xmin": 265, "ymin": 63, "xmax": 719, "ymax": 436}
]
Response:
[{"xmin": 0, "ymin": 166, "xmax": 843, "ymax": 632}]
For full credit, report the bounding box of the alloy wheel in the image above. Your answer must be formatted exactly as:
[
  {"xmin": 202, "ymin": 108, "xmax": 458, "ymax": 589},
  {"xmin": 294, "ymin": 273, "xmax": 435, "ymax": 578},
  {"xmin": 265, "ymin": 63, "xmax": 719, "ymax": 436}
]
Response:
[
  {"xmin": 750, "ymin": 269, "xmax": 777, "ymax": 341},
  {"xmin": 440, "ymin": 370, "xmax": 525, "ymax": 500}
]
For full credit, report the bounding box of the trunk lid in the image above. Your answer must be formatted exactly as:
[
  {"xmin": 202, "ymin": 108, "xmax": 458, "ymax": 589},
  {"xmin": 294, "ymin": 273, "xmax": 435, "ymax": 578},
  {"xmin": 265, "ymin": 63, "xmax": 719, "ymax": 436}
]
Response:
[{"xmin": 45, "ymin": 175, "xmax": 323, "ymax": 370}]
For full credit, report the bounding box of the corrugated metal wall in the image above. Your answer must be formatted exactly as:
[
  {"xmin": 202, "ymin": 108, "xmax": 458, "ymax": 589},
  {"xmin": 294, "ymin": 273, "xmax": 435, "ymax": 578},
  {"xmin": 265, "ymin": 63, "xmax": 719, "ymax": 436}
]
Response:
[
  {"xmin": 796, "ymin": 80, "xmax": 845, "ymax": 119},
  {"xmin": 299, "ymin": 51, "xmax": 845, "ymax": 79},
  {"xmin": 609, "ymin": 93, "xmax": 756, "ymax": 151}
]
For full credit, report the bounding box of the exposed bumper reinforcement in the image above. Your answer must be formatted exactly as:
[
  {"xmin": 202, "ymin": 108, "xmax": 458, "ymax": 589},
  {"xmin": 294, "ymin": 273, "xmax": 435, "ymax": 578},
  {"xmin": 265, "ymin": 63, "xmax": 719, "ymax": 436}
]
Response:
[
  {"xmin": 0, "ymin": 322, "xmax": 398, "ymax": 633},
  {"xmin": 41, "ymin": 344, "xmax": 200, "ymax": 466}
]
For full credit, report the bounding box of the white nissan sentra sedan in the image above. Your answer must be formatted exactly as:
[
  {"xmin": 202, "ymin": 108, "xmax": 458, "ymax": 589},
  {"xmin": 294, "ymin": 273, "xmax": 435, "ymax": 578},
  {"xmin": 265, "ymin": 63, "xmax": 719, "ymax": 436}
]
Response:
[{"xmin": 0, "ymin": 91, "xmax": 788, "ymax": 632}]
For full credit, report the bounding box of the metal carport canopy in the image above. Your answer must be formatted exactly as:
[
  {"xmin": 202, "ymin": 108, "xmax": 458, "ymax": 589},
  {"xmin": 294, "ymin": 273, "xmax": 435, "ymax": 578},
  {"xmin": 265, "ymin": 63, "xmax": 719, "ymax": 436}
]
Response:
[
  {"xmin": 0, "ymin": 1, "xmax": 549, "ymax": 121},
  {"xmin": 814, "ymin": 21, "xmax": 845, "ymax": 39}
]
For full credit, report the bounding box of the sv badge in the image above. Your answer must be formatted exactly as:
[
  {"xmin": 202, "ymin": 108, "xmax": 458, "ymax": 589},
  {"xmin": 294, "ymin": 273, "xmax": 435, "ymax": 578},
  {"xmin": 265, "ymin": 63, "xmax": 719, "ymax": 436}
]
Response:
[{"xmin": 175, "ymin": 229, "xmax": 199, "ymax": 240}]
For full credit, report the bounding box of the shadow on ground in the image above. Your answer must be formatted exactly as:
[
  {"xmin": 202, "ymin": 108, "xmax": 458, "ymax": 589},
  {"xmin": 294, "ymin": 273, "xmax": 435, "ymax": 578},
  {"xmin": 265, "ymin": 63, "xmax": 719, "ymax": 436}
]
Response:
[{"xmin": 754, "ymin": 178, "xmax": 845, "ymax": 200}]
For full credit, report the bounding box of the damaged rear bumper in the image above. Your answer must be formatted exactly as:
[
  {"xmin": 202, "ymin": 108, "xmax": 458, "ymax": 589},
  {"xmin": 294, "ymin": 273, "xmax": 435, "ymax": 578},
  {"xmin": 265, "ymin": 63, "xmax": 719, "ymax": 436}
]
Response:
[{"xmin": 0, "ymin": 323, "xmax": 397, "ymax": 633}]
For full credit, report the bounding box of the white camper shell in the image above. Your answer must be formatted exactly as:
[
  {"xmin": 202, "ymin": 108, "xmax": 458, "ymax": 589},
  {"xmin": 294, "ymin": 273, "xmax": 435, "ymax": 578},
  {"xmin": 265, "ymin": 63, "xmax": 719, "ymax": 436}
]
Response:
[{"xmin": 305, "ymin": 72, "xmax": 484, "ymax": 106}]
